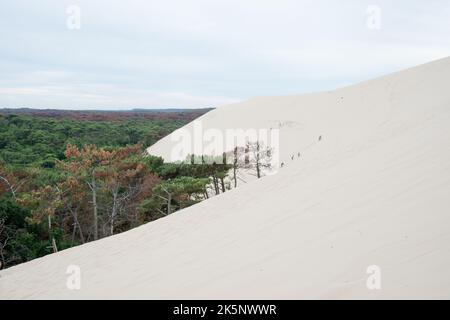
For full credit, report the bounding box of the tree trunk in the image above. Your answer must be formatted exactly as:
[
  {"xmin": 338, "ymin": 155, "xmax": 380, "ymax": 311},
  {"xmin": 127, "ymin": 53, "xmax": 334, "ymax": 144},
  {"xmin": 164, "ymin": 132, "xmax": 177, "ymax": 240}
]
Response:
[
  {"xmin": 110, "ymin": 188, "xmax": 118, "ymax": 236},
  {"xmin": 48, "ymin": 215, "xmax": 58, "ymax": 253},
  {"xmin": 167, "ymin": 192, "xmax": 172, "ymax": 215},
  {"xmin": 245, "ymin": 145, "xmax": 249, "ymax": 165},
  {"xmin": 212, "ymin": 175, "xmax": 220, "ymax": 195},
  {"xmin": 52, "ymin": 238, "xmax": 58, "ymax": 253},
  {"xmin": 256, "ymin": 141, "xmax": 261, "ymax": 178},
  {"xmin": 0, "ymin": 176, "xmax": 16, "ymax": 200},
  {"xmin": 0, "ymin": 248, "xmax": 5, "ymax": 270},
  {"xmin": 71, "ymin": 223, "xmax": 77, "ymax": 245},
  {"xmin": 256, "ymin": 161, "xmax": 261, "ymax": 178},
  {"xmin": 233, "ymin": 147, "xmax": 238, "ymax": 188},
  {"xmin": 70, "ymin": 208, "xmax": 85, "ymax": 244},
  {"xmin": 91, "ymin": 176, "xmax": 99, "ymax": 240},
  {"xmin": 0, "ymin": 219, "xmax": 8, "ymax": 269},
  {"xmin": 75, "ymin": 212, "xmax": 85, "ymax": 244}
]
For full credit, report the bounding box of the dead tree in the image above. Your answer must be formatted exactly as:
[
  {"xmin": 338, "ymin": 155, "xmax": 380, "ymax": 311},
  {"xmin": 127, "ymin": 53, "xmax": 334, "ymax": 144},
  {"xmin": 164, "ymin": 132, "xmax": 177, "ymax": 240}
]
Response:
[
  {"xmin": 246, "ymin": 141, "xmax": 273, "ymax": 179},
  {"xmin": 227, "ymin": 146, "xmax": 246, "ymax": 188},
  {"xmin": 155, "ymin": 186, "xmax": 173, "ymax": 216},
  {"xmin": 0, "ymin": 175, "xmax": 21, "ymax": 201},
  {"xmin": 233, "ymin": 147, "xmax": 238, "ymax": 188},
  {"xmin": 0, "ymin": 218, "xmax": 9, "ymax": 269}
]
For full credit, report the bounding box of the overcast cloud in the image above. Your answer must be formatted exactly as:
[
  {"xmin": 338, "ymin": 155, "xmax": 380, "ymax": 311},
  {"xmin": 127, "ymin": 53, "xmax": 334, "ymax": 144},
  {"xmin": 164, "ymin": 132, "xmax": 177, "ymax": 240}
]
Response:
[{"xmin": 0, "ymin": 0, "xmax": 449, "ymax": 109}]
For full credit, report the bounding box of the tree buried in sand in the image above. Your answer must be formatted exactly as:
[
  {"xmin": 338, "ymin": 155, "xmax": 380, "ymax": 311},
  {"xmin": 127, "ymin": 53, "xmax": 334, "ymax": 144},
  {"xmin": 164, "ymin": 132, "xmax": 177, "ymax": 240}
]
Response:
[{"xmin": 245, "ymin": 141, "xmax": 273, "ymax": 179}]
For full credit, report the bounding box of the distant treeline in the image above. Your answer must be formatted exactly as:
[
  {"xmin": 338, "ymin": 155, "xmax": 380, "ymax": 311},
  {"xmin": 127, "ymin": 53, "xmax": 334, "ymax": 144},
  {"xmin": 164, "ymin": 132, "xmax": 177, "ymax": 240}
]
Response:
[
  {"xmin": 0, "ymin": 111, "xmax": 210, "ymax": 167},
  {"xmin": 0, "ymin": 108, "xmax": 212, "ymax": 122}
]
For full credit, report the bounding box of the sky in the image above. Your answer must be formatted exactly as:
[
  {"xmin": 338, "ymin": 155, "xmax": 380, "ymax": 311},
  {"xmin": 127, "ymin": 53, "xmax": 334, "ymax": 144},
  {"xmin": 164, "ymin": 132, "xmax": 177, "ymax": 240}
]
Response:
[{"xmin": 0, "ymin": 0, "xmax": 449, "ymax": 110}]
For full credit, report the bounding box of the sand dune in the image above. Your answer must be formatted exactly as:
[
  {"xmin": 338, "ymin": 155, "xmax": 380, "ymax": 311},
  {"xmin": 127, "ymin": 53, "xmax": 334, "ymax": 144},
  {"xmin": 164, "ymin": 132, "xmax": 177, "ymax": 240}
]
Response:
[{"xmin": 1, "ymin": 57, "xmax": 450, "ymax": 299}]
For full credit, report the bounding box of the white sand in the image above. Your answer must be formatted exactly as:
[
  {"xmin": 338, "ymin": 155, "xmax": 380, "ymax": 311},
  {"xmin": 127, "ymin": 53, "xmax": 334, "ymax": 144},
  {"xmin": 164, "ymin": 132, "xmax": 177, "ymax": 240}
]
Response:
[{"xmin": 1, "ymin": 57, "xmax": 450, "ymax": 299}]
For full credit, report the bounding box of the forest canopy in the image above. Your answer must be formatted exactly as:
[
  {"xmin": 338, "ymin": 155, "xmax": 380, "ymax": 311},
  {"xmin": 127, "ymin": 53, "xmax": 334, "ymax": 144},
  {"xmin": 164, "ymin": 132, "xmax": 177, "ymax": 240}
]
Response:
[{"xmin": 0, "ymin": 113, "xmax": 191, "ymax": 167}]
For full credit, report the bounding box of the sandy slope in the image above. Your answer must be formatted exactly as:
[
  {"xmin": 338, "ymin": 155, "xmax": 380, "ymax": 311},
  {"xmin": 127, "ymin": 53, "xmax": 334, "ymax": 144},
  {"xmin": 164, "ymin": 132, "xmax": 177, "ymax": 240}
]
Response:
[{"xmin": 1, "ymin": 57, "xmax": 450, "ymax": 299}]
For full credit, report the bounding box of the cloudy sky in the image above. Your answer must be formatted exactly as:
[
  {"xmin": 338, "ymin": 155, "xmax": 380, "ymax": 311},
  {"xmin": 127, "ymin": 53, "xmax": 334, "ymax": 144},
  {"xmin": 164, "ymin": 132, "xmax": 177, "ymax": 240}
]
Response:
[{"xmin": 0, "ymin": 0, "xmax": 449, "ymax": 109}]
